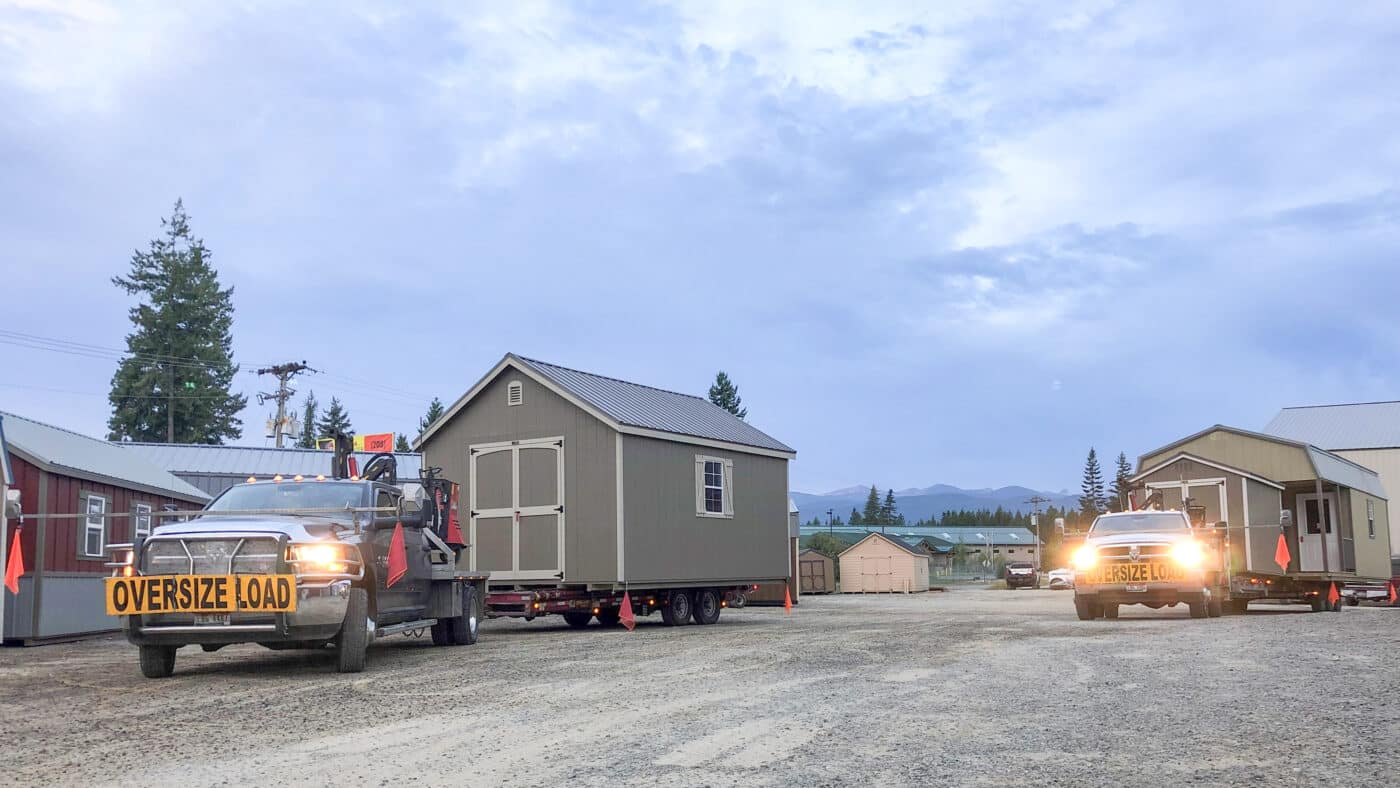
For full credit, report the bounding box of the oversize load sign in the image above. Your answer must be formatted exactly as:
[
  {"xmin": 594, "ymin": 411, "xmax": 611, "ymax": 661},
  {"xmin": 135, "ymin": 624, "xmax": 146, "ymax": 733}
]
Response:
[
  {"xmin": 106, "ymin": 574, "xmax": 297, "ymax": 615},
  {"xmin": 1085, "ymin": 562, "xmax": 1185, "ymax": 585}
]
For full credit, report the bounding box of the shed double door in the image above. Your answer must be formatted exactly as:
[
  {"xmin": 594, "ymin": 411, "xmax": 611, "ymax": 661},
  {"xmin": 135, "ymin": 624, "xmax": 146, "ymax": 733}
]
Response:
[
  {"xmin": 861, "ymin": 556, "xmax": 892, "ymax": 592},
  {"xmin": 469, "ymin": 438, "xmax": 565, "ymax": 582},
  {"xmin": 800, "ymin": 558, "xmax": 828, "ymax": 593}
]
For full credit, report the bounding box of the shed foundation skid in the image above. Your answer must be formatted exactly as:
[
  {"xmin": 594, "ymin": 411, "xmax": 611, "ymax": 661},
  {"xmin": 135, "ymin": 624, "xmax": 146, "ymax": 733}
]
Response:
[{"xmin": 485, "ymin": 584, "xmax": 757, "ymax": 627}]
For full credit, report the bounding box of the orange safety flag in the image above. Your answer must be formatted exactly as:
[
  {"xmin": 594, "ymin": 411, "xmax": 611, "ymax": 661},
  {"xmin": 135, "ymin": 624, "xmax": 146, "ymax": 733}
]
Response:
[
  {"xmin": 386, "ymin": 522, "xmax": 407, "ymax": 588},
  {"xmin": 1274, "ymin": 532, "xmax": 1291, "ymax": 573},
  {"xmin": 4, "ymin": 525, "xmax": 22, "ymax": 595},
  {"xmin": 445, "ymin": 484, "xmax": 465, "ymax": 545},
  {"xmin": 618, "ymin": 591, "xmax": 635, "ymax": 631},
  {"xmin": 1327, "ymin": 582, "xmax": 1340, "ymax": 606},
  {"xmin": 348, "ymin": 456, "xmax": 359, "ymax": 478},
  {"xmin": 1389, "ymin": 581, "xmax": 1397, "ymax": 606},
  {"xmin": 783, "ymin": 585, "xmax": 793, "ymax": 615},
  {"xmin": 1127, "ymin": 492, "xmax": 1137, "ymax": 512}
]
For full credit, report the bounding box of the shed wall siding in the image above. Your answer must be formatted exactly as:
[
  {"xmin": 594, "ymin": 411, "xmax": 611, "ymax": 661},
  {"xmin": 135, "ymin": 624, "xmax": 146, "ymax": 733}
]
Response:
[
  {"xmin": 1336, "ymin": 449, "xmax": 1400, "ymax": 555},
  {"xmin": 620, "ymin": 435, "xmax": 788, "ymax": 585},
  {"xmin": 1245, "ymin": 479, "xmax": 1283, "ymax": 574},
  {"xmin": 1347, "ymin": 489, "xmax": 1391, "ymax": 579},
  {"xmin": 1141, "ymin": 432, "xmax": 1314, "ymax": 484},
  {"xmin": 418, "ymin": 371, "xmax": 618, "ymax": 584}
]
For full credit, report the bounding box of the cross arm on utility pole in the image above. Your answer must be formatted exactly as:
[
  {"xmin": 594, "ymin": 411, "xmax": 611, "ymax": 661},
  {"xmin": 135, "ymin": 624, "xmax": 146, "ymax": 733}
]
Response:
[{"xmin": 256, "ymin": 361, "xmax": 315, "ymax": 448}]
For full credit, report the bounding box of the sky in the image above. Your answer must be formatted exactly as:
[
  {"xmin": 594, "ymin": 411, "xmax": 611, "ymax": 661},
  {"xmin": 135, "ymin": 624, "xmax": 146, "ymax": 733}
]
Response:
[{"xmin": 1, "ymin": 1, "xmax": 1398, "ymax": 495}]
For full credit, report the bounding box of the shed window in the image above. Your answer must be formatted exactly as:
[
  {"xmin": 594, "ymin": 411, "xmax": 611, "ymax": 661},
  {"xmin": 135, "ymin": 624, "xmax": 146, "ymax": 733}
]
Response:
[
  {"xmin": 134, "ymin": 503, "xmax": 153, "ymax": 539},
  {"xmin": 1367, "ymin": 499, "xmax": 1376, "ymax": 539},
  {"xmin": 694, "ymin": 455, "xmax": 734, "ymax": 518},
  {"xmin": 507, "ymin": 381, "xmax": 523, "ymax": 407},
  {"xmin": 82, "ymin": 494, "xmax": 108, "ymax": 558}
]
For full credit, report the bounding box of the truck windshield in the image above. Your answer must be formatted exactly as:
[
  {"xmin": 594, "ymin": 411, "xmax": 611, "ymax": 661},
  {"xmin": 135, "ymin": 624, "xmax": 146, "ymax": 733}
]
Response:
[
  {"xmin": 206, "ymin": 482, "xmax": 365, "ymax": 513},
  {"xmin": 1090, "ymin": 512, "xmax": 1190, "ymax": 534}
]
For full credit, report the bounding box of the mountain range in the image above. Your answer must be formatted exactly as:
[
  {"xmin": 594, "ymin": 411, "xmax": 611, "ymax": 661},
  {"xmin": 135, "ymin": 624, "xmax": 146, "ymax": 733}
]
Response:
[{"xmin": 791, "ymin": 484, "xmax": 1080, "ymax": 524}]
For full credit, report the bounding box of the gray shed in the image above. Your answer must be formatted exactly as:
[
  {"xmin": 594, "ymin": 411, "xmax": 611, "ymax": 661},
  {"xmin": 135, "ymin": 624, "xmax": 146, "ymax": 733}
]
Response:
[{"xmin": 416, "ymin": 354, "xmax": 796, "ymax": 590}]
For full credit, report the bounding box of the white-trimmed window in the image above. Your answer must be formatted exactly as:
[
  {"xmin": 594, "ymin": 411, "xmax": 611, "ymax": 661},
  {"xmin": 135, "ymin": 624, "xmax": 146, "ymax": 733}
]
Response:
[
  {"xmin": 134, "ymin": 502, "xmax": 153, "ymax": 539},
  {"xmin": 81, "ymin": 493, "xmax": 108, "ymax": 558},
  {"xmin": 1368, "ymin": 499, "xmax": 1376, "ymax": 539},
  {"xmin": 694, "ymin": 455, "xmax": 733, "ymax": 518}
]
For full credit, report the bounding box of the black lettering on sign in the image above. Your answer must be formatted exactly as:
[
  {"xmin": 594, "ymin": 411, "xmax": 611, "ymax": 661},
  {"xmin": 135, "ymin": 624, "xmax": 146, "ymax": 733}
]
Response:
[
  {"xmin": 234, "ymin": 577, "xmax": 245, "ymax": 609},
  {"xmin": 112, "ymin": 581, "xmax": 130, "ymax": 613},
  {"xmin": 198, "ymin": 577, "xmax": 215, "ymax": 609},
  {"xmin": 162, "ymin": 578, "xmax": 177, "ymax": 611},
  {"xmin": 131, "ymin": 579, "xmax": 148, "ymax": 610},
  {"xmin": 213, "ymin": 577, "xmax": 228, "ymax": 609},
  {"xmin": 275, "ymin": 577, "xmax": 292, "ymax": 609},
  {"xmin": 245, "ymin": 577, "xmax": 262, "ymax": 608},
  {"xmin": 178, "ymin": 578, "xmax": 194, "ymax": 609},
  {"xmin": 261, "ymin": 577, "xmax": 276, "ymax": 607}
]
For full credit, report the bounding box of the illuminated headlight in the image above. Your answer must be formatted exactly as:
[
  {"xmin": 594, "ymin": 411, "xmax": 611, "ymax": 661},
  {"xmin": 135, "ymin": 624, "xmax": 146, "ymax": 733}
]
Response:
[
  {"xmin": 1072, "ymin": 545, "xmax": 1098, "ymax": 571},
  {"xmin": 1171, "ymin": 541, "xmax": 1205, "ymax": 568},
  {"xmin": 289, "ymin": 543, "xmax": 357, "ymax": 575}
]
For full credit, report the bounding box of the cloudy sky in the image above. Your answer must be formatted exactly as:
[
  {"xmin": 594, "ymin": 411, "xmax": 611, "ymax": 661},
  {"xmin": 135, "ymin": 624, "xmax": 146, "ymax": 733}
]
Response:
[{"xmin": 2, "ymin": 1, "xmax": 1397, "ymax": 494}]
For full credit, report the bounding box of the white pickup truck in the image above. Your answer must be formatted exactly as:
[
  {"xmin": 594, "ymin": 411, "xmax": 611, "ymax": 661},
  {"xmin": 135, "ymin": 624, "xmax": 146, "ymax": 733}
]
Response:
[{"xmin": 1071, "ymin": 510, "xmax": 1223, "ymax": 620}]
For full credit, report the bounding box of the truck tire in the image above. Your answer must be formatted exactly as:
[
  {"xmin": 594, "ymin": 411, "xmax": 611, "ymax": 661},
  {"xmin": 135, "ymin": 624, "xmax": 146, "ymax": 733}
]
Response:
[
  {"xmin": 1074, "ymin": 596, "xmax": 1100, "ymax": 621},
  {"xmin": 139, "ymin": 645, "xmax": 177, "ymax": 679},
  {"xmin": 449, "ymin": 584, "xmax": 481, "ymax": 646},
  {"xmin": 563, "ymin": 612, "xmax": 593, "ymax": 629},
  {"xmin": 1188, "ymin": 595, "xmax": 1208, "ymax": 619},
  {"xmin": 1207, "ymin": 591, "xmax": 1224, "ymax": 618},
  {"xmin": 1346, "ymin": 596, "xmax": 1360, "ymax": 607},
  {"xmin": 661, "ymin": 591, "xmax": 693, "ymax": 626},
  {"xmin": 1102, "ymin": 603, "xmax": 1119, "ymax": 620},
  {"xmin": 1309, "ymin": 594, "xmax": 1326, "ymax": 612},
  {"xmin": 431, "ymin": 620, "xmax": 453, "ymax": 646},
  {"xmin": 692, "ymin": 589, "xmax": 722, "ymax": 625},
  {"xmin": 336, "ymin": 587, "xmax": 370, "ymax": 673}
]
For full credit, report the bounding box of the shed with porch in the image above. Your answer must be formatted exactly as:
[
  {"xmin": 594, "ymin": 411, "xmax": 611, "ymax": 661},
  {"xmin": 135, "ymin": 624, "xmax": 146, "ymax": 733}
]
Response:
[
  {"xmin": 415, "ymin": 355, "xmax": 795, "ymax": 591},
  {"xmin": 838, "ymin": 532, "xmax": 930, "ymax": 593},
  {"xmin": 1133, "ymin": 425, "xmax": 1391, "ymax": 581}
]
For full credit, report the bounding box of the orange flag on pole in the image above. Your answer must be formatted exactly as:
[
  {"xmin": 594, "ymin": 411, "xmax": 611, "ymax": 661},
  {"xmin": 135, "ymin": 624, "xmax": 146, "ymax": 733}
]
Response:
[
  {"xmin": 1274, "ymin": 532, "xmax": 1291, "ymax": 573},
  {"xmin": 1389, "ymin": 581, "xmax": 1397, "ymax": 606},
  {"xmin": 618, "ymin": 592, "xmax": 636, "ymax": 631},
  {"xmin": 783, "ymin": 585, "xmax": 793, "ymax": 615},
  {"xmin": 1327, "ymin": 582, "xmax": 1340, "ymax": 607},
  {"xmin": 445, "ymin": 484, "xmax": 465, "ymax": 545},
  {"xmin": 386, "ymin": 522, "xmax": 407, "ymax": 587},
  {"xmin": 3, "ymin": 525, "xmax": 22, "ymax": 594}
]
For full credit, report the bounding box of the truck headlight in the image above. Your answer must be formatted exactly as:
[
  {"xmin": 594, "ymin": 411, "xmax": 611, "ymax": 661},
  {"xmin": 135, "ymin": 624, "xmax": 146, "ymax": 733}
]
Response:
[
  {"xmin": 289, "ymin": 543, "xmax": 354, "ymax": 574},
  {"xmin": 1171, "ymin": 541, "xmax": 1204, "ymax": 568},
  {"xmin": 1072, "ymin": 545, "xmax": 1098, "ymax": 571}
]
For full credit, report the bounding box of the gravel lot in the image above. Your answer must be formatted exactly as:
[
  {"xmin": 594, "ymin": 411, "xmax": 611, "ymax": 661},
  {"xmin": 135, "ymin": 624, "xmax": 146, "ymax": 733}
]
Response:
[{"xmin": 1, "ymin": 588, "xmax": 1397, "ymax": 787}]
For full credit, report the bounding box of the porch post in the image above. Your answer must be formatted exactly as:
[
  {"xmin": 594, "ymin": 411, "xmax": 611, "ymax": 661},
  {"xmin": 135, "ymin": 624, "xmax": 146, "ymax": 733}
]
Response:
[{"xmin": 1315, "ymin": 477, "xmax": 1330, "ymax": 572}]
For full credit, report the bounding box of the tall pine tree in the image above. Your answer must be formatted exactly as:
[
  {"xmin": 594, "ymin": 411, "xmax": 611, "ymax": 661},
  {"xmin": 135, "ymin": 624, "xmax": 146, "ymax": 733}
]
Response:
[
  {"xmin": 395, "ymin": 435, "xmax": 411, "ymax": 452},
  {"xmin": 861, "ymin": 485, "xmax": 882, "ymax": 527},
  {"xmin": 107, "ymin": 200, "xmax": 246, "ymax": 443},
  {"xmin": 419, "ymin": 397, "xmax": 445, "ymax": 435},
  {"xmin": 1079, "ymin": 448, "xmax": 1107, "ymax": 517},
  {"xmin": 707, "ymin": 371, "xmax": 747, "ymax": 419},
  {"xmin": 295, "ymin": 390, "xmax": 319, "ymax": 449},
  {"xmin": 316, "ymin": 397, "xmax": 353, "ymax": 438},
  {"xmin": 849, "ymin": 507, "xmax": 863, "ymax": 526},
  {"xmin": 1108, "ymin": 452, "xmax": 1133, "ymax": 512},
  {"xmin": 879, "ymin": 489, "xmax": 899, "ymax": 526}
]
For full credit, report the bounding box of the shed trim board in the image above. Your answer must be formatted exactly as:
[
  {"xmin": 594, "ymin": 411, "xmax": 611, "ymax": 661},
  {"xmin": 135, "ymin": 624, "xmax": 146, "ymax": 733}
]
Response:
[
  {"xmin": 615, "ymin": 431, "xmax": 625, "ymax": 584},
  {"xmin": 1132, "ymin": 453, "xmax": 1286, "ymax": 491},
  {"xmin": 416, "ymin": 355, "xmax": 796, "ymax": 460}
]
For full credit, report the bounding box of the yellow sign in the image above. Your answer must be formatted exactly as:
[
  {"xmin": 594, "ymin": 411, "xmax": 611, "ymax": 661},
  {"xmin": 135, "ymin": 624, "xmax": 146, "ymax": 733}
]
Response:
[
  {"xmin": 315, "ymin": 434, "xmax": 395, "ymax": 452},
  {"xmin": 105, "ymin": 574, "xmax": 297, "ymax": 616},
  {"xmin": 1085, "ymin": 562, "xmax": 1185, "ymax": 585}
]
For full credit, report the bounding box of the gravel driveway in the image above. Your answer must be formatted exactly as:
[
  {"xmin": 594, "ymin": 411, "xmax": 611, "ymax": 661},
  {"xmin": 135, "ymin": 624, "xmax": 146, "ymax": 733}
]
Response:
[{"xmin": 1, "ymin": 589, "xmax": 1396, "ymax": 787}]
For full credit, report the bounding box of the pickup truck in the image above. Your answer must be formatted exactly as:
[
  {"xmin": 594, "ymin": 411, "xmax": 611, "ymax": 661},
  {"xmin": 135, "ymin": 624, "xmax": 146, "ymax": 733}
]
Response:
[
  {"xmin": 1071, "ymin": 510, "xmax": 1223, "ymax": 620},
  {"xmin": 105, "ymin": 460, "xmax": 486, "ymax": 678},
  {"xmin": 1004, "ymin": 562, "xmax": 1039, "ymax": 589}
]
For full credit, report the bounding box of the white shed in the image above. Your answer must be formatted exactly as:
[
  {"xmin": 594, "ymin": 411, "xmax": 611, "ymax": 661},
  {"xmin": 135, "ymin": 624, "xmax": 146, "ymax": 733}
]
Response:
[{"xmin": 838, "ymin": 532, "xmax": 929, "ymax": 594}]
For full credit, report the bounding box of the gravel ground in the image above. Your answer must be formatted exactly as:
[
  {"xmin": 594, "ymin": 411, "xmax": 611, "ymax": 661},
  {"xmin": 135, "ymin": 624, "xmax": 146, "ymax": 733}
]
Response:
[{"xmin": 1, "ymin": 589, "xmax": 1397, "ymax": 787}]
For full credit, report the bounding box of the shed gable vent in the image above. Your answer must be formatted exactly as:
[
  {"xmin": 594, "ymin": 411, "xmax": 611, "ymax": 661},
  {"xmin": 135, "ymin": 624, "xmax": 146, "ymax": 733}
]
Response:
[{"xmin": 507, "ymin": 380, "xmax": 524, "ymax": 407}]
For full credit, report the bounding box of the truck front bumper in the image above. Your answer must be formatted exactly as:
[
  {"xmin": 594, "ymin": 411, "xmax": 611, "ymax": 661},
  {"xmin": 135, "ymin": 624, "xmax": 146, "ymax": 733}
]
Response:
[
  {"xmin": 122, "ymin": 580, "xmax": 353, "ymax": 647},
  {"xmin": 1074, "ymin": 581, "xmax": 1207, "ymax": 607}
]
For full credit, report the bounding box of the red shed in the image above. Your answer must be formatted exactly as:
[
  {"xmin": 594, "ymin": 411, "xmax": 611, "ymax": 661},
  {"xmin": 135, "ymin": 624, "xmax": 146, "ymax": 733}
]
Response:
[{"xmin": 1, "ymin": 411, "xmax": 209, "ymax": 644}]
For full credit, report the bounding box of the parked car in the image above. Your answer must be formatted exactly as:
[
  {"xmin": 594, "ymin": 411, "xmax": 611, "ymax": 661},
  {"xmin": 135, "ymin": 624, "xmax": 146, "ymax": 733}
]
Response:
[
  {"xmin": 1341, "ymin": 582, "xmax": 1391, "ymax": 606},
  {"xmin": 1047, "ymin": 568, "xmax": 1075, "ymax": 590},
  {"xmin": 1005, "ymin": 562, "xmax": 1039, "ymax": 589}
]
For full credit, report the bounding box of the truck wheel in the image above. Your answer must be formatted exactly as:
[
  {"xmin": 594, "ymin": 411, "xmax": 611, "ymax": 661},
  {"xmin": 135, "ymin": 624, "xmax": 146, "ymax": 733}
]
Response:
[
  {"xmin": 139, "ymin": 645, "xmax": 177, "ymax": 679},
  {"xmin": 449, "ymin": 584, "xmax": 481, "ymax": 646},
  {"xmin": 1102, "ymin": 603, "xmax": 1119, "ymax": 620},
  {"xmin": 1188, "ymin": 595, "xmax": 1208, "ymax": 619},
  {"xmin": 431, "ymin": 619, "xmax": 453, "ymax": 646},
  {"xmin": 336, "ymin": 587, "xmax": 370, "ymax": 673},
  {"xmin": 595, "ymin": 609, "xmax": 621, "ymax": 627},
  {"xmin": 563, "ymin": 612, "xmax": 593, "ymax": 629},
  {"xmin": 1346, "ymin": 596, "xmax": 1359, "ymax": 607},
  {"xmin": 1074, "ymin": 596, "xmax": 1100, "ymax": 621},
  {"xmin": 692, "ymin": 589, "xmax": 722, "ymax": 625},
  {"xmin": 1309, "ymin": 594, "xmax": 1326, "ymax": 612},
  {"xmin": 1207, "ymin": 591, "xmax": 1224, "ymax": 618},
  {"xmin": 661, "ymin": 591, "xmax": 693, "ymax": 626}
]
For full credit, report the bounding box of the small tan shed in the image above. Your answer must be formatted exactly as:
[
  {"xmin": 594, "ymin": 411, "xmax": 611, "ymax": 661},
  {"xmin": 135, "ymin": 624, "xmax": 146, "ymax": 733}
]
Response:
[
  {"xmin": 838, "ymin": 532, "xmax": 930, "ymax": 594},
  {"xmin": 798, "ymin": 549, "xmax": 835, "ymax": 594}
]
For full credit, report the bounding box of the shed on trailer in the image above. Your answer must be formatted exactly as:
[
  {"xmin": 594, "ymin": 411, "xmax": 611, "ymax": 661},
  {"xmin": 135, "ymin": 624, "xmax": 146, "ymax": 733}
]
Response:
[
  {"xmin": 1133, "ymin": 425, "xmax": 1391, "ymax": 581},
  {"xmin": 797, "ymin": 549, "xmax": 835, "ymax": 594},
  {"xmin": 838, "ymin": 532, "xmax": 930, "ymax": 593},
  {"xmin": 415, "ymin": 355, "xmax": 795, "ymax": 590},
  {"xmin": 748, "ymin": 498, "xmax": 800, "ymax": 605}
]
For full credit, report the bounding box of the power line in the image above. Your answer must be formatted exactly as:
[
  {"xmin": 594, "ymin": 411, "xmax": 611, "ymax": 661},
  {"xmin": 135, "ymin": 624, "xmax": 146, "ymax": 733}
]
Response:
[{"xmin": 0, "ymin": 331, "xmax": 269, "ymax": 373}]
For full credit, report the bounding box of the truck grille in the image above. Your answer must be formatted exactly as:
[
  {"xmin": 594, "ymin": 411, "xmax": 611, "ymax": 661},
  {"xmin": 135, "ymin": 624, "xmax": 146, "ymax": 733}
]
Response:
[
  {"xmin": 142, "ymin": 537, "xmax": 281, "ymax": 575},
  {"xmin": 1099, "ymin": 544, "xmax": 1171, "ymax": 561}
]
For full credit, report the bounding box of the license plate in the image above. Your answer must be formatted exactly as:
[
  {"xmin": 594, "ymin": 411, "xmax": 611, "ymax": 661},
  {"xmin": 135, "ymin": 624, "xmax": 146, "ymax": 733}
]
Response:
[
  {"xmin": 105, "ymin": 574, "xmax": 297, "ymax": 616},
  {"xmin": 1086, "ymin": 562, "xmax": 1184, "ymax": 585},
  {"xmin": 1125, "ymin": 584, "xmax": 1148, "ymax": 593},
  {"xmin": 194, "ymin": 614, "xmax": 230, "ymax": 626}
]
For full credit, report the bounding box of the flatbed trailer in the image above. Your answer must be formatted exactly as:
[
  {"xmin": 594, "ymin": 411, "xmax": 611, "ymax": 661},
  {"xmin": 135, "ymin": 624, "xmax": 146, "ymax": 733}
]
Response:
[{"xmin": 485, "ymin": 583, "xmax": 761, "ymax": 627}]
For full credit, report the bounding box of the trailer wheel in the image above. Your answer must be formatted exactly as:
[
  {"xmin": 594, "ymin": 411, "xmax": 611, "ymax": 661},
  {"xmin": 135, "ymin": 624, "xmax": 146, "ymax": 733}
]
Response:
[
  {"xmin": 431, "ymin": 619, "xmax": 453, "ymax": 646},
  {"xmin": 1346, "ymin": 596, "xmax": 1360, "ymax": 607},
  {"xmin": 1309, "ymin": 593, "xmax": 1326, "ymax": 612},
  {"xmin": 1074, "ymin": 596, "xmax": 1100, "ymax": 621},
  {"xmin": 1102, "ymin": 603, "xmax": 1119, "ymax": 620},
  {"xmin": 449, "ymin": 584, "xmax": 481, "ymax": 646},
  {"xmin": 1207, "ymin": 590, "xmax": 1224, "ymax": 618},
  {"xmin": 563, "ymin": 612, "xmax": 593, "ymax": 629},
  {"xmin": 661, "ymin": 591, "xmax": 693, "ymax": 626},
  {"xmin": 139, "ymin": 645, "xmax": 177, "ymax": 679},
  {"xmin": 336, "ymin": 587, "xmax": 370, "ymax": 673},
  {"xmin": 693, "ymin": 589, "xmax": 722, "ymax": 625},
  {"xmin": 1226, "ymin": 599, "xmax": 1249, "ymax": 615},
  {"xmin": 1187, "ymin": 595, "xmax": 1208, "ymax": 619},
  {"xmin": 595, "ymin": 609, "xmax": 621, "ymax": 627}
]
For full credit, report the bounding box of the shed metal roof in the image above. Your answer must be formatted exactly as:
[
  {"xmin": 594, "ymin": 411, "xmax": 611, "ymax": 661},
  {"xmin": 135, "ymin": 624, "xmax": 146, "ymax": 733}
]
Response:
[
  {"xmin": 799, "ymin": 526, "xmax": 1032, "ymax": 547},
  {"xmin": 1264, "ymin": 401, "xmax": 1400, "ymax": 451},
  {"xmin": 0, "ymin": 411, "xmax": 208, "ymax": 500},
  {"xmin": 838, "ymin": 531, "xmax": 930, "ymax": 558},
  {"xmin": 117, "ymin": 443, "xmax": 422, "ymax": 479},
  {"xmin": 0, "ymin": 414, "xmax": 13, "ymax": 486}
]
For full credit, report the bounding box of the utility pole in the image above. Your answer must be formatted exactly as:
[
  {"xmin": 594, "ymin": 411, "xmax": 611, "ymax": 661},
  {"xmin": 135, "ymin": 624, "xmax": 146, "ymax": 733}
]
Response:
[
  {"xmin": 257, "ymin": 361, "xmax": 313, "ymax": 448},
  {"xmin": 1025, "ymin": 495, "xmax": 1051, "ymax": 571},
  {"xmin": 827, "ymin": 509, "xmax": 834, "ymax": 536}
]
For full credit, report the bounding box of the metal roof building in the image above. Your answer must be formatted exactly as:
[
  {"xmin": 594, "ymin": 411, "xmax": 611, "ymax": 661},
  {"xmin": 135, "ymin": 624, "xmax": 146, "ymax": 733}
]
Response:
[{"xmin": 117, "ymin": 442, "xmax": 422, "ymax": 497}]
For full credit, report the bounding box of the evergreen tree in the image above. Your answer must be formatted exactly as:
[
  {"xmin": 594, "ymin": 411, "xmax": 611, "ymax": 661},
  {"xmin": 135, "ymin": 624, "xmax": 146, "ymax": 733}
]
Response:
[
  {"xmin": 107, "ymin": 200, "xmax": 246, "ymax": 443},
  {"xmin": 1108, "ymin": 452, "xmax": 1133, "ymax": 512},
  {"xmin": 395, "ymin": 435, "xmax": 411, "ymax": 452},
  {"xmin": 879, "ymin": 489, "xmax": 899, "ymax": 526},
  {"xmin": 317, "ymin": 397, "xmax": 353, "ymax": 438},
  {"xmin": 1079, "ymin": 448, "xmax": 1107, "ymax": 517},
  {"xmin": 707, "ymin": 371, "xmax": 747, "ymax": 419},
  {"xmin": 419, "ymin": 397, "xmax": 445, "ymax": 435},
  {"xmin": 861, "ymin": 485, "xmax": 882, "ymax": 526},
  {"xmin": 849, "ymin": 508, "xmax": 863, "ymax": 526},
  {"xmin": 295, "ymin": 391, "xmax": 319, "ymax": 449}
]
